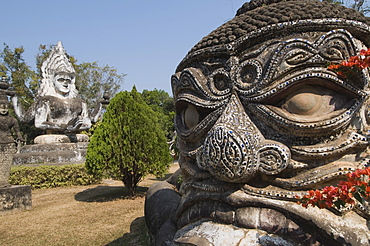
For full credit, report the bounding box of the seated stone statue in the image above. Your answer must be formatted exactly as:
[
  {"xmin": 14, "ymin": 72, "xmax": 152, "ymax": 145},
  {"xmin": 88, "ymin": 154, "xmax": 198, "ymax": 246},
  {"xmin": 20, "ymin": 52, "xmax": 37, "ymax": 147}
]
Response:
[
  {"xmin": 145, "ymin": 0, "xmax": 370, "ymax": 245},
  {"xmin": 12, "ymin": 42, "xmax": 92, "ymax": 143}
]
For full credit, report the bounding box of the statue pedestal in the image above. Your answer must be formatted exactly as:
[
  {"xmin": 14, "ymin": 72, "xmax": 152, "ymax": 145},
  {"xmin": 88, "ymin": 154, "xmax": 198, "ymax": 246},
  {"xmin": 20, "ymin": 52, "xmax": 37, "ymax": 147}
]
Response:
[
  {"xmin": 12, "ymin": 134, "xmax": 89, "ymax": 165},
  {"xmin": 34, "ymin": 134, "xmax": 89, "ymax": 144},
  {"xmin": 0, "ymin": 185, "xmax": 32, "ymax": 215}
]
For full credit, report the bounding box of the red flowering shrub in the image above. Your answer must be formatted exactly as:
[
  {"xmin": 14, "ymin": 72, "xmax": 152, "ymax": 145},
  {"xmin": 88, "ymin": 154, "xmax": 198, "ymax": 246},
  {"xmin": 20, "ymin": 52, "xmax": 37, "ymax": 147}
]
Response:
[
  {"xmin": 298, "ymin": 49, "xmax": 370, "ymax": 209},
  {"xmin": 297, "ymin": 167, "xmax": 370, "ymax": 209},
  {"xmin": 328, "ymin": 48, "xmax": 370, "ymax": 77}
]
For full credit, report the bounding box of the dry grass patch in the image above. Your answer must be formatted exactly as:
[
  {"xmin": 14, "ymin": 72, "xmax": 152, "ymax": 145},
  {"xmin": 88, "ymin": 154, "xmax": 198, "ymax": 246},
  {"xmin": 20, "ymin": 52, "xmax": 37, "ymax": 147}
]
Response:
[{"xmin": 0, "ymin": 163, "xmax": 179, "ymax": 246}]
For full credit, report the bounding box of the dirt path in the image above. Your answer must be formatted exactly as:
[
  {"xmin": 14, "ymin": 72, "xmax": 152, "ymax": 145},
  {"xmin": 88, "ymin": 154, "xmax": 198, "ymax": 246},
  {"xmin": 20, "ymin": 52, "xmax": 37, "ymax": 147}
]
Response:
[{"xmin": 0, "ymin": 163, "xmax": 179, "ymax": 246}]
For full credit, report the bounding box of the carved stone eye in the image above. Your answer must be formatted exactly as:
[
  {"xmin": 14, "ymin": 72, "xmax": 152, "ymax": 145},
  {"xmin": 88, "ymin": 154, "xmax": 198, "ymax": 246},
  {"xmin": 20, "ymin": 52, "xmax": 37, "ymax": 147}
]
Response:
[
  {"xmin": 183, "ymin": 105, "xmax": 199, "ymax": 130},
  {"xmin": 235, "ymin": 60, "xmax": 262, "ymax": 90},
  {"xmin": 321, "ymin": 47, "xmax": 344, "ymax": 60},
  {"xmin": 280, "ymin": 84, "xmax": 348, "ymax": 117},
  {"xmin": 213, "ymin": 73, "xmax": 230, "ymax": 91},
  {"xmin": 240, "ymin": 64, "xmax": 257, "ymax": 84},
  {"xmin": 285, "ymin": 50, "xmax": 312, "ymax": 65},
  {"xmin": 283, "ymin": 91, "xmax": 322, "ymax": 115},
  {"xmin": 208, "ymin": 69, "xmax": 231, "ymax": 95}
]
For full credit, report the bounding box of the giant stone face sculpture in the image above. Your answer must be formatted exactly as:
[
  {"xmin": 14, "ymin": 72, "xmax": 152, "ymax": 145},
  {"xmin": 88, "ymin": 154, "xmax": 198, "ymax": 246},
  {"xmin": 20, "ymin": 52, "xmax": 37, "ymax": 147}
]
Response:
[{"xmin": 145, "ymin": 0, "xmax": 370, "ymax": 245}]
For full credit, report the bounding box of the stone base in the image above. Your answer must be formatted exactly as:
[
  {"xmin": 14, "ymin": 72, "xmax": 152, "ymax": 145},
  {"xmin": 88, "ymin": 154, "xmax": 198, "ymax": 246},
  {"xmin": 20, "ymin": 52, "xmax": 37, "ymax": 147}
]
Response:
[
  {"xmin": 12, "ymin": 142, "xmax": 88, "ymax": 165},
  {"xmin": 0, "ymin": 185, "xmax": 32, "ymax": 215},
  {"xmin": 34, "ymin": 134, "xmax": 89, "ymax": 144}
]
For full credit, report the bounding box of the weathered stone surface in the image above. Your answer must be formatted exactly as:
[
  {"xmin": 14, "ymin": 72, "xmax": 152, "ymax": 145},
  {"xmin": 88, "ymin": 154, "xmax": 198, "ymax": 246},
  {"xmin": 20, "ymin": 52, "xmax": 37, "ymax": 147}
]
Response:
[
  {"xmin": 34, "ymin": 134, "xmax": 70, "ymax": 143},
  {"xmin": 145, "ymin": 0, "xmax": 370, "ymax": 244},
  {"xmin": 0, "ymin": 78, "xmax": 23, "ymax": 187},
  {"xmin": 0, "ymin": 143, "xmax": 17, "ymax": 187},
  {"xmin": 0, "ymin": 185, "xmax": 32, "ymax": 215},
  {"xmin": 12, "ymin": 142, "xmax": 88, "ymax": 165},
  {"xmin": 145, "ymin": 181, "xmax": 180, "ymax": 235},
  {"xmin": 34, "ymin": 133, "xmax": 89, "ymax": 144},
  {"xmin": 173, "ymin": 221, "xmax": 296, "ymax": 246}
]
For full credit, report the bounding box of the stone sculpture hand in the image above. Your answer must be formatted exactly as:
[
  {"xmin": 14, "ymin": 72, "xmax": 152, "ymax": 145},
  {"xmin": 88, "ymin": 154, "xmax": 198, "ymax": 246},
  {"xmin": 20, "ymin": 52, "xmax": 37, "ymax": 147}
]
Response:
[{"xmin": 67, "ymin": 116, "xmax": 84, "ymax": 131}]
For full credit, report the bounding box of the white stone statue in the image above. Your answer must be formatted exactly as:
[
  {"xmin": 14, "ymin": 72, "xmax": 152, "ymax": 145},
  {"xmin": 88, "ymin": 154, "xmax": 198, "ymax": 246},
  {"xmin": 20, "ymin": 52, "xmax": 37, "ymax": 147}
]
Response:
[{"xmin": 12, "ymin": 42, "xmax": 92, "ymax": 135}]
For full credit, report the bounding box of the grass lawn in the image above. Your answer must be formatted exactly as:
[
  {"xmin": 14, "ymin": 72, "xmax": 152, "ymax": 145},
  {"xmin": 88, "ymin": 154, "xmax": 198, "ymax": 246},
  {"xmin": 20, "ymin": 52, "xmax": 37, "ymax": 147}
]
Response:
[{"xmin": 0, "ymin": 163, "xmax": 179, "ymax": 246}]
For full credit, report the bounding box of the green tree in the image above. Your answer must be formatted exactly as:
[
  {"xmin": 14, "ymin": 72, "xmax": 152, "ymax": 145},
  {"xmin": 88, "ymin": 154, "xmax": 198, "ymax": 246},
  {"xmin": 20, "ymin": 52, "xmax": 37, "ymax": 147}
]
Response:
[
  {"xmin": 0, "ymin": 44, "xmax": 38, "ymax": 109},
  {"xmin": 85, "ymin": 87, "xmax": 172, "ymax": 196},
  {"xmin": 141, "ymin": 89, "xmax": 175, "ymax": 140},
  {"xmin": 74, "ymin": 62, "xmax": 124, "ymax": 109},
  {"xmin": 0, "ymin": 44, "xmax": 42, "ymax": 143}
]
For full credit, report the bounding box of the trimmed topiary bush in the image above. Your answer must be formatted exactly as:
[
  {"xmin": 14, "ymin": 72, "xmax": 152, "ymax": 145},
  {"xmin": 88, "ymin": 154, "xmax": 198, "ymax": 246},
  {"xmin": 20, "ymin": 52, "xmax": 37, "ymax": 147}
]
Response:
[{"xmin": 9, "ymin": 164, "xmax": 100, "ymax": 189}]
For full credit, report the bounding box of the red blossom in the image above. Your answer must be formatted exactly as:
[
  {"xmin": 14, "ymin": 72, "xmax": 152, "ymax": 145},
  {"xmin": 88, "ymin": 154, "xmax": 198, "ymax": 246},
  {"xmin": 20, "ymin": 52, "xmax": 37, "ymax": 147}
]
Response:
[
  {"xmin": 297, "ymin": 167, "xmax": 370, "ymax": 209},
  {"xmin": 328, "ymin": 48, "xmax": 370, "ymax": 77}
]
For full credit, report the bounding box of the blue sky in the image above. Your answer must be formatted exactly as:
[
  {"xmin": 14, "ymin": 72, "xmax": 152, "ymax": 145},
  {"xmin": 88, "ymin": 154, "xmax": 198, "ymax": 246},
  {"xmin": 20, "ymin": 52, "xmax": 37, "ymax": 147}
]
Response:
[{"xmin": 1, "ymin": 0, "xmax": 247, "ymax": 95}]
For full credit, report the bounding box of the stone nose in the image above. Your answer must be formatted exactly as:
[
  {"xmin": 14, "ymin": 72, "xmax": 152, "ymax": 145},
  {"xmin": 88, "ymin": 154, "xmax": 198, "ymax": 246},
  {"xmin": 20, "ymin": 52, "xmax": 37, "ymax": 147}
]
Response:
[{"xmin": 197, "ymin": 94, "xmax": 290, "ymax": 183}]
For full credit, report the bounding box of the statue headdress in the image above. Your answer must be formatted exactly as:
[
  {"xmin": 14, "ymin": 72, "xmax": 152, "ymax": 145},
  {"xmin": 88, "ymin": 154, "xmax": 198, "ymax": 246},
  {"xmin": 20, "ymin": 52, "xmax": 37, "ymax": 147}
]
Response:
[{"xmin": 38, "ymin": 41, "xmax": 78, "ymax": 98}]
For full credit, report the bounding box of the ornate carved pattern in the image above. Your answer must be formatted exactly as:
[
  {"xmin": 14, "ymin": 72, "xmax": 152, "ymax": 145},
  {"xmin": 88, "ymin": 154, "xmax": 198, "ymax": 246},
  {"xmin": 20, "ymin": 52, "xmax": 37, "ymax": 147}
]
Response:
[
  {"xmin": 197, "ymin": 95, "xmax": 290, "ymax": 182},
  {"xmin": 146, "ymin": 0, "xmax": 370, "ymax": 244}
]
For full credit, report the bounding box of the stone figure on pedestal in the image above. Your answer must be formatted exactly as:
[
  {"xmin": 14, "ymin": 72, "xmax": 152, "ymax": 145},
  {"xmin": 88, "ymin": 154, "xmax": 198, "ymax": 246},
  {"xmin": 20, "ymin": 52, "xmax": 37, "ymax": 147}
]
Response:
[
  {"xmin": 145, "ymin": 0, "xmax": 370, "ymax": 245},
  {"xmin": 0, "ymin": 77, "xmax": 31, "ymax": 214},
  {"xmin": 0, "ymin": 78, "xmax": 23, "ymax": 187},
  {"xmin": 12, "ymin": 41, "xmax": 93, "ymax": 144},
  {"xmin": 12, "ymin": 41, "xmax": 107, "ymax": 164}
]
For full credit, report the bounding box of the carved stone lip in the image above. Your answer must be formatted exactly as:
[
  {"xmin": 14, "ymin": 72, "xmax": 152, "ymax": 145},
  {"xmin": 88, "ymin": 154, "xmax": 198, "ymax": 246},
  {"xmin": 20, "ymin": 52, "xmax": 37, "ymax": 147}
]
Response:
[
  {"xmin": 269, "ymin": 161, "xmax": 362, "ymax": 189},
  {"xmin": 230, "ymin": 191, "xmax": 370, "ymax": 245},
  {"xmin": 290, "ymin": 131, "xmax": 368, "ymax": 159},
  {"xmin": 175, "ymin": 187, "xmax": 353, "ymax": 245}
]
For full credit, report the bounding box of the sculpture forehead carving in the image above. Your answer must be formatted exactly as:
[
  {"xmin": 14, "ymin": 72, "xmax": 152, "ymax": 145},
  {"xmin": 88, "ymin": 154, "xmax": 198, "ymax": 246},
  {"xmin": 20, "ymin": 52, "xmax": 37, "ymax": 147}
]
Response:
[{"xmin": 177, "ymin": 0, "xmax": 370, "ymax": 70}]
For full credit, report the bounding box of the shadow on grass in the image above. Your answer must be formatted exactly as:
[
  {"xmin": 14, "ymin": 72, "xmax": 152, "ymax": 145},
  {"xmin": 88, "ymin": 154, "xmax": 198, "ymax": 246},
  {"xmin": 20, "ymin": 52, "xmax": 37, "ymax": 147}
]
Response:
[
  {"xmin": 74, "ymin": 186, "xmax": 149, "ymax": 202},
  {"xmin": 105, "ymin": 216, "xmax": 150, "ymax": 246}
]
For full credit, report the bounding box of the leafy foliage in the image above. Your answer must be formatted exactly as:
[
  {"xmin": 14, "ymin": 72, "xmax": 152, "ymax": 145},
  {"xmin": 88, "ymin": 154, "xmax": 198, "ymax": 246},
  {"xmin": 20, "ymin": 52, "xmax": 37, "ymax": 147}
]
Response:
[
  {"xmin": 141, "ymin": 89, "xmax": 175, "ymax": 140},
  {"xmin": 85, "ymin": 87, "xmax": 172, "ymax": 196},
  {"xmin": 328, "ymin": 47, "xmax": 370, "ymax": 77},
  {"xmin": 0, "ymin": 44, "xmax": 43, "ymax": 142},
  {"xmin": 0, "ymin": 44, "xmax": 38, "ymax": 109},
  {"xmin": 9, "ymin": 164, "xmax": 100, "ymax": 189},
  {"xmin": 74, "ymin": 62, "xmax": 124, "ymax": 109},
  {"xmin": 321, "ymin": 0, "xmax": 370, "ymax": 14},
  {"xmin": 350, "ymin": 0, "xmax": 370, "ymax": 14}
]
